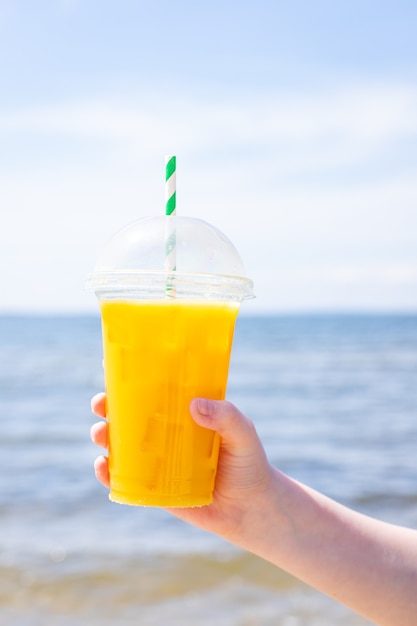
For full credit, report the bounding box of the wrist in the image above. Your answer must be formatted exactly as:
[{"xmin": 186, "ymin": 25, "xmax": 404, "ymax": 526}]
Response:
[{"xmin": 224, "ymin": 464, "xmax": 295, "ymax": 557}]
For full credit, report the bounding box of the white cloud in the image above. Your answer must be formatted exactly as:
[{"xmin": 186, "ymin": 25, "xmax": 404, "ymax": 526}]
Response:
[
  {"xmin": 1, "ymin": 81, "xmax": 416, "ymax": 158},
  {"xmin": 250, "ymin": 262, "xmax": 417, "ymax": 313},
  {"xmin": 303, "ymin": 263, "xmax": 417, "ymax": 286}
]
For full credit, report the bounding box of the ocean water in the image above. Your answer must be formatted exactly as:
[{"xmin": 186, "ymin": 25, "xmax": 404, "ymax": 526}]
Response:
[{"xmin": 0, "ymin": 313, "xmax": 416, "ymax": 625}]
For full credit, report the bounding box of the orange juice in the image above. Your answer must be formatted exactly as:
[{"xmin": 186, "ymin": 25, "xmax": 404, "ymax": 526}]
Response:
[{"xmin": 100, "ymin": 299, "xmax": 239, "ymax": 506}]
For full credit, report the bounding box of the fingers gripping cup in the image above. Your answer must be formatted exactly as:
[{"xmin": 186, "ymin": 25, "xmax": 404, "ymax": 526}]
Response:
[{"xmin": 87, "ymin": 216, "xmax": 254, "ymax": 507}]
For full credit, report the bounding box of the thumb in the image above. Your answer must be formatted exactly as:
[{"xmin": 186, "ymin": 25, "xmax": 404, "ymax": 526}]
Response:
[{"xmin": 189, "ymin": 398, "xmax": 260, "ymax": 452}]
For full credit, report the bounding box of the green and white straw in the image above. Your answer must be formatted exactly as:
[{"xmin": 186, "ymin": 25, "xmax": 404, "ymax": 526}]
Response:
[
  {"xmin": 165, "ymin": 155, "xmax": 176, "ymax": 219},
  {"xmin": 165, "ymin": 155, "xmax": 176, "ymax": 295}
]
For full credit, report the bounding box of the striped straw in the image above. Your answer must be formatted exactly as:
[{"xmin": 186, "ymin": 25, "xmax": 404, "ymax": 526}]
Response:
[
  {"xmin": 165, "ymin": 155, "xmax": 176, "ymax": 295},
  {"xmin": 165, "ymin": 155, "xmax": 176, "ymax": 218}
]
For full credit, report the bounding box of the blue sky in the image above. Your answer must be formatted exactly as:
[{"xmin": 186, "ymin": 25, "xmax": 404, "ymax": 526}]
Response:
[{"xmin": 1, "ymin": 0, "xmax": 417, "ymax": 312}]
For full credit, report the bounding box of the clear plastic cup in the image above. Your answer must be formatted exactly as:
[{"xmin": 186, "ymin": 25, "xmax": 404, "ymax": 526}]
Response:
[{"xmin": 87, "ymin": 216, "xmax": 254, "ymax": 507}]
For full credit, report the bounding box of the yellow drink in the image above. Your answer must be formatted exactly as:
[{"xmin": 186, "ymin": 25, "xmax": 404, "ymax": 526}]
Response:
[{"xmin": 100, "ymin": 299, "xmax": 239, "ymax": 507}]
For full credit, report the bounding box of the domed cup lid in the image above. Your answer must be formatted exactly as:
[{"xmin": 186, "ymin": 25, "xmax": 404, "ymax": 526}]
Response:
[{"xmin": 86, "ymin": 216, "xmax": 254, "ymax": 302}]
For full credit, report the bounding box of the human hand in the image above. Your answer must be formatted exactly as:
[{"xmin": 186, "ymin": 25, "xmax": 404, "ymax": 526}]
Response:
[
  {"xmin": 91, "ymin": 395, "xmax": 417, "ymax": 626},
  {"xmin": 90, "ymin": 393, "xmax": 275, "ymax": 543}
]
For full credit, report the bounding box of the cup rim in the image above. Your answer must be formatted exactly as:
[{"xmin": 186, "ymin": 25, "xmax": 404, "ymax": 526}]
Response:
[{"xmin": 86, "ymin": 269, "xmax": 255, "ymax": 301}]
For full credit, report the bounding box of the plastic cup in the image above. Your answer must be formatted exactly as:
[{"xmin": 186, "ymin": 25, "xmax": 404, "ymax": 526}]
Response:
[{"xmin": 86, "ymin": 216, "xmax": 254, "ymax": 507}]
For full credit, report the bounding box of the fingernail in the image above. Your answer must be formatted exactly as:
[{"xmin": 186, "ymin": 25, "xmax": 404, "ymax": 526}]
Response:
[{"xmin": 196, "ymin": 398, "xmax": 215, "ymax": 417}]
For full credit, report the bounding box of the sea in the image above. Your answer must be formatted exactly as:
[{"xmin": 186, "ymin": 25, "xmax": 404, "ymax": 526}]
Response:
[{"xmin": 1, "ymin": 313, "xmax": 416, "ymax": 625}]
